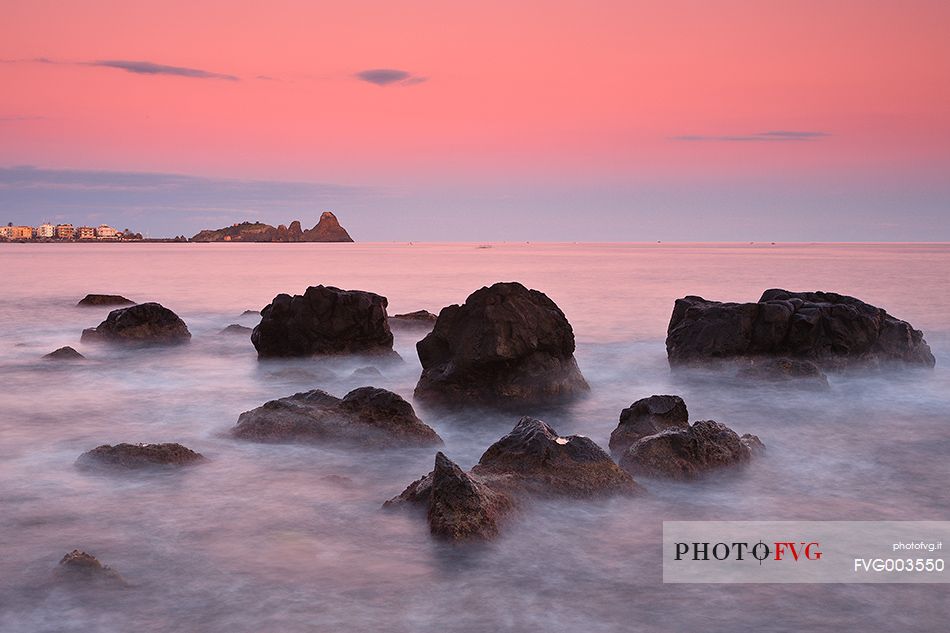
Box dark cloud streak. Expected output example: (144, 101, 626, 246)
(355, 68, 427, 86)
(87, 60, 239, 81)
(673, 131, 829, 142)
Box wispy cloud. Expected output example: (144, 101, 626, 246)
(0, 115, 46, 122)
(355, 68, 427, 87)
(2, 57, 239, 81)
(86, 60, 239, 81)
(672, 130, 830, 142)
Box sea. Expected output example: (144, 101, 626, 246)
(1, 242, 948, 632)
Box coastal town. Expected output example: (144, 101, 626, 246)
(0, 222, 144, 242)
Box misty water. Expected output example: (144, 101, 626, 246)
(1, 242, 948, 632)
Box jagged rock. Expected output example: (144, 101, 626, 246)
(619, 420, 761, 480)
(472, 417, 641, 497)
(77, 294, 134, 307)
(77, 443, 205, 470)
(667, 289, 935, 369)
(190, 212, 353, 242)
(609, 395, 689, 455)
(740, 433, 766, 455)
(414, 282, 589, 406)
(251, 285, 397, 358)
(43, 346, 85, 360)
(80, 303, 191, 345)
(737, 357, 829, 388)
(233, 387, 442, 447)
(428, 452, 514, 541)
(55, 550, 127, 586)
(219, 323, 253, 335)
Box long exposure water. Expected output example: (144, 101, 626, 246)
(1, 242, 948, 632)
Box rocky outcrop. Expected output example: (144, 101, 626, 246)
(233, 387, 442, 448)
(190, 212, 353, 242)
(251, 285, 396, 358)
(472, 417, 641, 497)
(414, 282, 589, 406)
(619, 420, 762, 480)
(77, 294, 134, 307)
(667, 289, 935, 369)
(76, 443, 205, 470)
(609, 395, 688, 455)
(386, 417, 639, 541)
(389, 310, 438, 328)
(219, 323, 252, 335)
(737, 357, 829, 388)
(44, 346, 85, 360)
(81, 303, 191, 345)
(55, 550, 127, 587)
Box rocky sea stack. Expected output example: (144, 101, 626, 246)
(414, 282, 589, 406)
(190, 212, 353, 242)
(43, 346, 85, 360)
(251, 285, 397, 358)
(80, 303, 191, 345)
(77, 443, 205, 470)
(666, 289, 935, 369)
(233, 387, 442, 448)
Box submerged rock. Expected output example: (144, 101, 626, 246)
(233, 387, 442, 448)
(80, 303, 191, 345)
(219, 323, 253, 335)
(251, 285, 397, 359)
(55, 550, 127, 587)
(389, 310, 438, 328)
(472, 417, 641, 497)
(350, 366, 383, 379)
(241, 309, 261, 316)
(619, 420, 761, 480)
(666, 289, 935, 369)
(609, 395, 689, 455)
(737, 357, 829, 388)
(77, 294, 134, 307)
(414, 282, 589, 406)
(43, 346, 85, 360)
(77, 443, 205, 470)
(386, 417, 639, 542)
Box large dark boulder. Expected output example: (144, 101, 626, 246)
(77, 443, 205, 470)
(472, 417, 641, 497)
(80, 303, 191, 345)
(251, 285, 396, 358)
(77, 294, 134, 307)
(666, 289, 935, 369)
(609, 395, 689, 455)
(414, 282, 589, 406)
(619, 420, 762, 480)
(233, 387, 442, 448)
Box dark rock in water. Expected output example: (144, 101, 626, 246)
(385, 418, 638, 541)
(190, 212, 354, 242)
(472, 417, 641, 497)
(740, 433, 766, 455)
(414, 282, 589, 406)
(251, 285, 397, 359)
(55, 550, 127, 586)
(241, 309, 261, 316)
(385, 453, 515, 542)
(43, 346, 85, 360)
(737, 357, 829, 388)
(666, 289, 935, 369)
(219, 323, 253, 335)
(77, 443, 205, 470)
(350, 366, 383, 379)
(609, 395, 689, 455)
(233, 387, 442, 448)
(77, 294, 134, 307)
(389, 310, 438, 328)
(619, 420, 760, 480)
(81, 302, 191, 345)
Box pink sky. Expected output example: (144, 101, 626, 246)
(1, 1, 949, 239)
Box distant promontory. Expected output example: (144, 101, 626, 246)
(190, 212, 354, 242)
